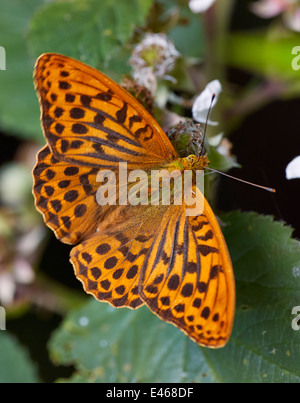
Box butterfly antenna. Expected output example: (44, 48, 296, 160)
(200, 93, 275, 193)
(198, 93, 216, 157)
(205, 166, 276, 193)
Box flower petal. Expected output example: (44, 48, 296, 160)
(14, 258, 34, 284)
(286, 155, 300, 179)
(284, 7, 300, 32)
(189, 0, 216, 13)
(0, 273, 15, 305)
(192, 79, 222, 126)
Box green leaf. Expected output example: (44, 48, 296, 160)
(0, 0, 43, 141)
(0, 0, 153, 141)
(0, 332, 39, 383)
(205, 212, 300, 382)
(29, 0, 153, 78)
(49, 301, 217, 383)
(49, 212, 300, 382)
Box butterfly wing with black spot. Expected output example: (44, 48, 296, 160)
(70, 198, 235, 347)
(70, 204, 169, 309)
(33, 145, 112, 244)
(34, 53, 177, 170)
(33, 53, 178, 244)
(139, 199, 235, 348)
(33, 53, 235, 347)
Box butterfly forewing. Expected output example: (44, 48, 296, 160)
(33, 145, 108, 244)
(34, 53, 177, 169)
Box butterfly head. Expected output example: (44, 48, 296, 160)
(184, 154, 209, 172)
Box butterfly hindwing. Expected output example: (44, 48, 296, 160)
(70, 205, 168, 309)
(139, 200, 234, 348)
(70, 200, 234, 347)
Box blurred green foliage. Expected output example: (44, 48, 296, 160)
(0, 332, 39, 382)
(29, 0, 153, 77)
(0, 0, 42, 140)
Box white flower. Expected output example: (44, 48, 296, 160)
(208, 132, 223, 146)
(0, 272, 15, 305)
(0, 258, 35, 305)
(250, 0, 300, 32)
(192, 79, 222, 126)
(131, 67, 157, 95)
(284, 7, 300, 32)
(189, 0, 216, 13)
(130, 33, 180, 94)
(250, 0, 290, 18)
(286, 156, 300, 179)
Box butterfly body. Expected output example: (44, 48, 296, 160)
(160, 154, 209, 171)
(33, 53, 235, 348)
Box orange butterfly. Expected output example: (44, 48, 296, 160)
(33, 53, 235, 348)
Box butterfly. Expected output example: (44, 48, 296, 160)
(32, 53, 235, 348)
